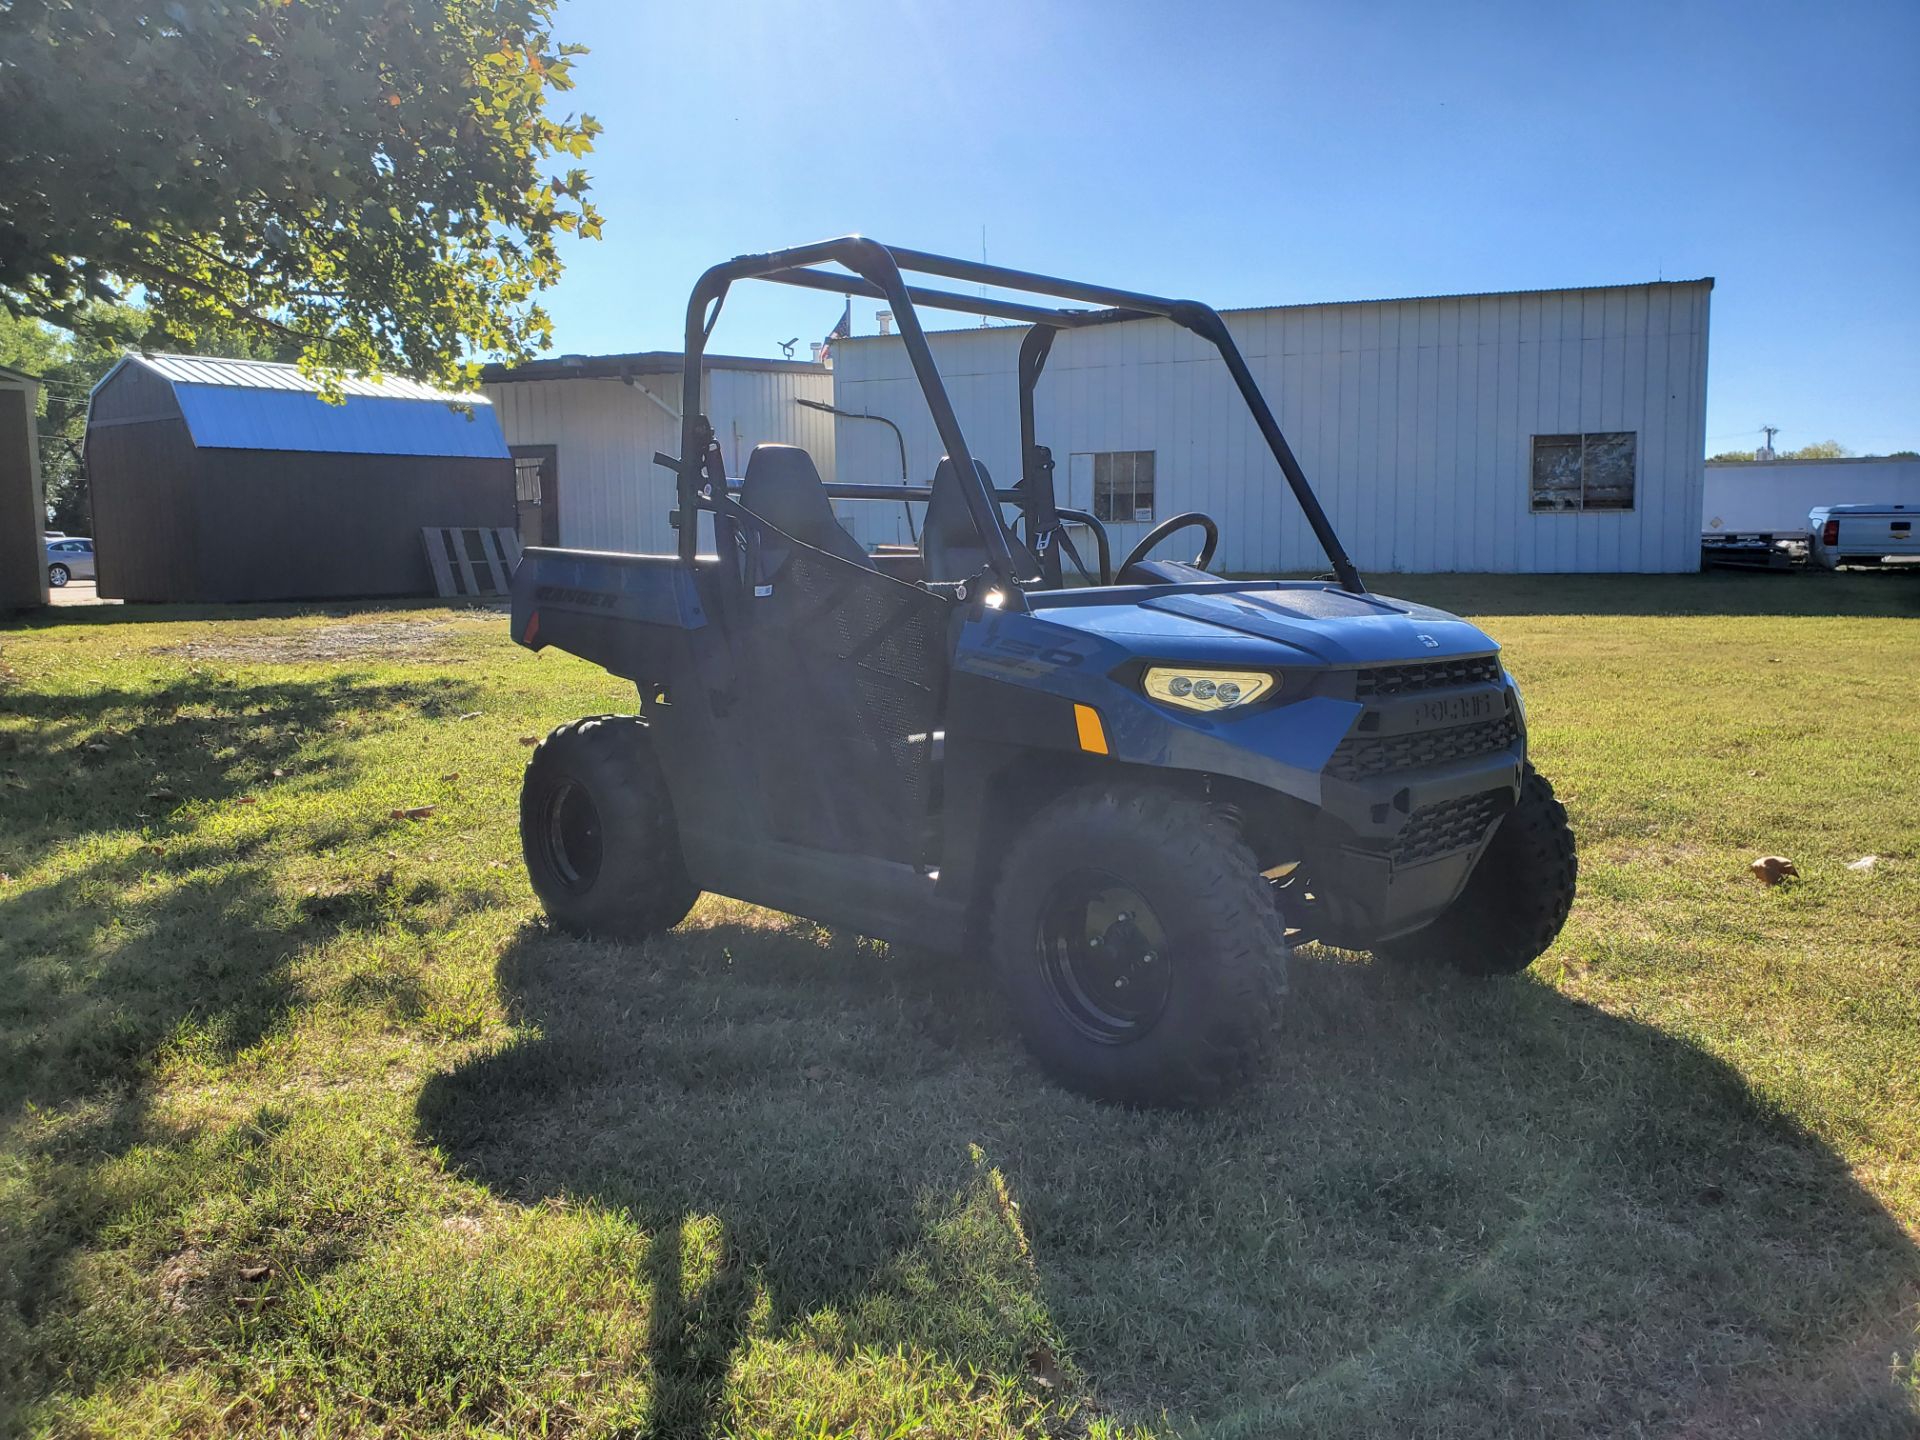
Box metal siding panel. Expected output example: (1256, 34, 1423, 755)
(1362, 308, 1387, 573)
(1433, 300, 1454, 571)
(1336, 314, 1363, 575)
(1298, 308, 1327, 568)
(1232, 321, 1260, 569)
(1209, 344, 1239, 570)
(484, 367, 829, 555)
(1393, 305, 1419, 573)
(1513, 296, 1534, 570)
(1470, 300, 1499, 571)
(1619, 289, 1650, 572)
(1509, 295, 1537, 572)
(1221, 323, 1253, 570)
(1673, 286, 1701, 572)
(1521, 296, 1547, 573)
(1653, 286, 1683, 573)
(1687, 285, 1712, 571)
(827, 279, 1706, 578)
(1448, 300, 1475, 571)
(1577, 292, 1607, 572)
(1410, 304, 1434, 572)
(1551, 295, 1578, 571)
(1265, 311, 1294, 570)
(1641, 286, 1669, 569)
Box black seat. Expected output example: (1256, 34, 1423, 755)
(922, 457, 1039, 584)
(739, 444, 871, 568)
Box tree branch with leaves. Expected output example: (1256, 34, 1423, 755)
(0, 0, 602, 389)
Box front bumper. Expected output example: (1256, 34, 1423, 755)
(1296, 663, 1526, 946)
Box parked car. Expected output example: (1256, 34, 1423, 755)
(1809, 504, 1918, 569)
(46, 536, 96, 587)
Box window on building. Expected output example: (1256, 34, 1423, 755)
(1531, 432, 1636, 512)
(1091, 450, 1157, 523)
(513, 456, 545, 505)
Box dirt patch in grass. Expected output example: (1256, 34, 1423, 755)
(152, 619, 458, 664)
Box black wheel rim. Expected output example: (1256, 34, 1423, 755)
(542, 780, 603, 892)
(1035, 871, 1173, 1043)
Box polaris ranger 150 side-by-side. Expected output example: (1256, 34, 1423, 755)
(510, 237, 1577, 1107)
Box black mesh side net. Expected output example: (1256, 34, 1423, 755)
(738, 533, 954, 862)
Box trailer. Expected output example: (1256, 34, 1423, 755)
(1702, 456, 1920, 569)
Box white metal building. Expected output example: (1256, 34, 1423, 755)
(482, 351, 833, 554)
(832, 279, 1714, 574)
(1703, 455, 1920, 537)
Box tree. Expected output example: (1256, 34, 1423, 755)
(1707, 450, 1757, 464)
(0, 0, 601, 389)
(1781, 440, 1852, 460)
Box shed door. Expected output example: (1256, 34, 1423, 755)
(510, 445, 559, 548)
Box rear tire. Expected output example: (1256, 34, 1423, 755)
(519, 715, 698, 940)
(989, 785, 1286, 1108)
(48, 564, 69, 588)
(1374, 764, 1577, 977)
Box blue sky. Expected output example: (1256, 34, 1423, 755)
(538, 0, 1918, 455)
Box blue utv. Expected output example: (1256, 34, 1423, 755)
(509, 238, 1577, 1107)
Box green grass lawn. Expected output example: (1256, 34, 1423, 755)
(1, 572, 1916, 1438)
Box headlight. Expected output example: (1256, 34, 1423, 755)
(1142, 667, 1276, 712)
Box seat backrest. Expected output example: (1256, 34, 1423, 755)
(739, 444, 871, 568)
(921, 457, 1039, 584)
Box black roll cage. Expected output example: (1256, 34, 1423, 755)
(674, 237, 1366, 604)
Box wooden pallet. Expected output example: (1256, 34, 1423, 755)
(423, 527, 523, 598)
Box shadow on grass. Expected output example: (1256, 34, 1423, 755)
(419, 918, 1920, 1438)
(0, 667, 479, 1369)
(0, 672, 481, 850)
(638, 1216, 757, 1440)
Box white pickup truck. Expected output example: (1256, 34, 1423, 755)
(1809, 504, 1918, 569)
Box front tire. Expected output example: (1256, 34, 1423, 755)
(989, 785, 1286, 1108)
(48, 564, 69, 588)
(1375, 764, 1577, 977)
(519, 715, 698, 940)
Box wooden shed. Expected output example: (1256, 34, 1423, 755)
(0, 364, 48, 611)
(85, 354, 515, 602)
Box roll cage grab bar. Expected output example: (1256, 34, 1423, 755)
(673, 237, 1366, 604)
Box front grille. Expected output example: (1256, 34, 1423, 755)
(1327, 716, 1519, 781)
(1354, 656, 1501, 698)
(1393, 789, 1508, 865)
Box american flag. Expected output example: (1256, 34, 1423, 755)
(821, 298, 851, 360)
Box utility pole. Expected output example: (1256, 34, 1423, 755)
(1759, 425, 1779, 460)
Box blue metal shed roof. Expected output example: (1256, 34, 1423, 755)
(102, 354, 509, 459)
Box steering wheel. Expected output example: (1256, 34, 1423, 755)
(1119, 511, 1219, 576)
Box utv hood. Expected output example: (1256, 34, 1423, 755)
(1036, 583, 1497, 666)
